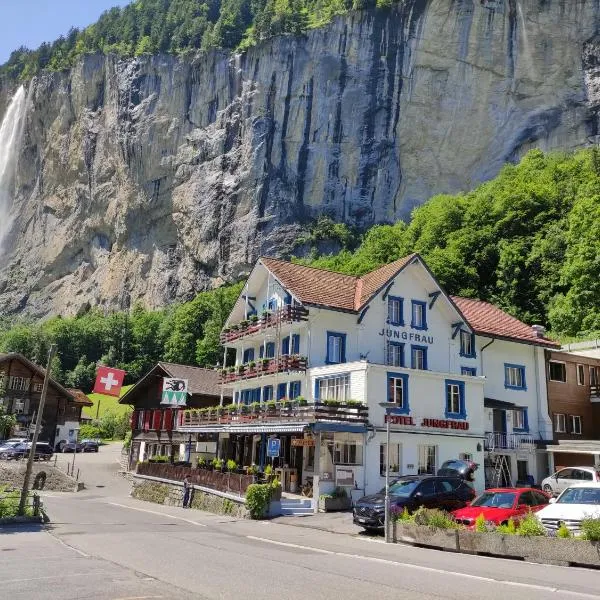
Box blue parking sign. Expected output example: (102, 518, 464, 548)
(267, 438, 280, 458)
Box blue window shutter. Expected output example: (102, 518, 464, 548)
(285, 292, 292, 305)
(266, 342, 275, 358)
(263, 386, 273, 401)
(290, 381, 301, 398)
(277, 383, 287, 400)
(291, 334, 300, 354)
(341, 334, 346, 362)
(259, 345, 264, 359)
(282, 337, 290, 355)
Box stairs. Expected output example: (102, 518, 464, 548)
(279, 497, 314, 516)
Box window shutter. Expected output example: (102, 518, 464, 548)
(282, 337, 290, 355)
(277, 383, 287, 400)
(164, 409, 173, 431)
(259, 345, 264, 359)
(143, 410, 151, 432)
(152, 410, 162, 430)
(131, 410, 138, 429)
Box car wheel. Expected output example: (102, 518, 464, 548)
(543, 484, 553, 494)
(94, 447, 99, 452)
(362, 526, 381, 535)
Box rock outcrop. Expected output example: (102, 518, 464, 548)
(1, 0, 600, 316)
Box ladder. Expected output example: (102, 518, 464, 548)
(487, 455, 512, 488)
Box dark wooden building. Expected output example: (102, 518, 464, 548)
(120, 362, 231, 469)
(545, 350, 600, 470)
(0, 352, 89, 446)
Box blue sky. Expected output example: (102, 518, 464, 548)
(0, 0, 132, 63)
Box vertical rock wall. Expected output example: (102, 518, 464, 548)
(0, 0, 599, 316)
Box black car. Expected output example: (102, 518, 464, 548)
(353, 475, 476, 532)
(81, 439, 99, 452)
(0, 442, 53, 461)
(0, 442, 29, 460)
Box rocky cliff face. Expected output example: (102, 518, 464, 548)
(1, 0, 600, 317)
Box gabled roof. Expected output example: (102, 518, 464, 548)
(120, 362, 231, 404)
(451, 296, 559, 348)
(259, 254, 417, 312)
(66, 388, 94, 407)
(0, 352, 76, 401)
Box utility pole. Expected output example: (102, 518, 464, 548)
(19, 344, 57, 515)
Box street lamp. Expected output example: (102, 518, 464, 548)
(379, 402, 392, 543)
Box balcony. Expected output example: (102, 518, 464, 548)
(484, 431, 535, 451)
(219, 355, 307, 384)
(220, 306, 309, 344)
(179, 400, 369, 429)
(591, 385, 600, 401)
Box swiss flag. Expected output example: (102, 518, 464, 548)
(93, 366, 126, 397)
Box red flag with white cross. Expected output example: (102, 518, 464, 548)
(93, 366, 126, 397)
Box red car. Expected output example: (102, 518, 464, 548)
(452, 488, 550, 528)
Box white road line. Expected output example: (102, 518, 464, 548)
(3, 572, 109, 584)
(48, 532, 90, 557)
(108, 502, 206, 527)
(246, 536, 599, 599)
(112, 596, 163, 600)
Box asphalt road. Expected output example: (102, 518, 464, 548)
(1, 445, 600, 600)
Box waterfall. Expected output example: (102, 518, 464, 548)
(0, 85, 27, 252)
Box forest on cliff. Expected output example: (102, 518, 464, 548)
(0, 148, 598, 390)
(0, 0, 375, 80)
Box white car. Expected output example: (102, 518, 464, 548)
(540, 467, 600, 496)
(537, 483, 600, 535)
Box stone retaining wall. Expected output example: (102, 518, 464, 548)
(0, 463, 79, 492)
(131, 475, 249, 519)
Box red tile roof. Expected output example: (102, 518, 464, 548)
(259, 256, 559, 348)
(451, 296, 559, 348)
(260, 255, 416, 312)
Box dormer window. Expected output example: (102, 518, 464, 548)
(411, 300, 427, 330)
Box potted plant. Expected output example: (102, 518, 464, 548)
(249, 314, 259, 323)
(318, 487, 351, 512)
(236, 364, 245, 375)
(198, 457, 208, 469)
(248, 360, 256, 371)
(296, 396, 308, 406)
(240, 319, 249, 329)
(266, 400, 277, 412)
(260, 358, 270, 370)
(226, 459, 237, 472)
(270, 478, 282, 501)
(230, 323, 239, 331)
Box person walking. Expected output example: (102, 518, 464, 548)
(183, 475, 192, 508)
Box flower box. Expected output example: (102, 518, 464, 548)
(318, 496, 351, 512)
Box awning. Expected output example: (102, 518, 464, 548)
(546, 444, 600, 455)
(312, 422, 367, 433)
(484, 398, 517, 410)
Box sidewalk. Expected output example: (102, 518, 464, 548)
(272, 510, 364, 536)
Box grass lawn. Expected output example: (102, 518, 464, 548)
(83, 385, 133, 419)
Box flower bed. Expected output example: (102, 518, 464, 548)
(392, 509, 600, 568)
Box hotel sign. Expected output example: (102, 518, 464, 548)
(385, 414, 469, 431)
(379, 329, 434, 344)
(291, 437, 316, 447)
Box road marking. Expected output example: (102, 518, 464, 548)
(48, 532, 90, 557)
(112, 596, 163, 600)
(2, 572, 109, 584)
(108, 502, 206, 527)
(246, 536, 600, 598)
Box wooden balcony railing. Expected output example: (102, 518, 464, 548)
(178, 401, 369, 429)
(219, 355, 307, 384)
(220, 305, 309, 344)
(484, 431, 535, 451)
(591, 384, 600, 400)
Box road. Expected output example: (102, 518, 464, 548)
(1, 445, 600, 600)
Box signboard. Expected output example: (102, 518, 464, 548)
(335, 465, 355, 487)
(291, 437, 315, 447)
(267, 438, 280, 458)
(93, 366, 126, 397)
(384, 414, 469, 431)
(161, 378, 189, 406)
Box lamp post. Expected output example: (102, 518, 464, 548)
(379, 402, 391, 543)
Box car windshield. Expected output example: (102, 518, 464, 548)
(0, 441, 20, 448)
(387, 479, 421, 497)
(557, 487, 600, 505)
(471, 492, 516, 509)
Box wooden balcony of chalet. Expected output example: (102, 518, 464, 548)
(178, 400, 369, 430)
(220, 305, 309, 344)
(219, 355, 307, 384)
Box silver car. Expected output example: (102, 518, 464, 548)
(541, 467, 600, 496)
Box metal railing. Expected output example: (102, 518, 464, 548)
(220, 306, 309, 344)
(484, 431, 535, 451)
(219, 355, 307, 384)
(591, 384, 600, 399)
(179, 401, 369, 429)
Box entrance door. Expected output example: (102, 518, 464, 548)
(492, 409, 507, 448)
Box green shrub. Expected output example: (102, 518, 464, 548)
(496, 518, 517, 535)
(412, 507, 459, 530)
(473, 514, 497, 533)
(516, 513, 546, 537)
(396, 507, 413, 522)
(212, 458, 224, 470)
(557, 522, 572, 539)
(149, 454, 169, 463)
(197, 457, 207, 469)
(264, 464, 273, 476)
(226, 459, 237, 472)
(246, 483, 272, 519)
(581, 518, 600, 541)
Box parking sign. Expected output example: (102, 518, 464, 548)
(267, 438, 280, 458)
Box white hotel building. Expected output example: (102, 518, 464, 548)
(179, 254, 559, 503)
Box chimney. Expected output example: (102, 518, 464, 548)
(531, 324, 546, 338)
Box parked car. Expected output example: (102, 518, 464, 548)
(62, 440, 84, 453)
(353, 475, 476, 532)
(452, 488, 550, 528)
(540, 467, 600, 496)
(537, 483, 600, 535)
(81, 439, 99, 452)
(0, 441, 53, 461)
(0, 441, 28, 459)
